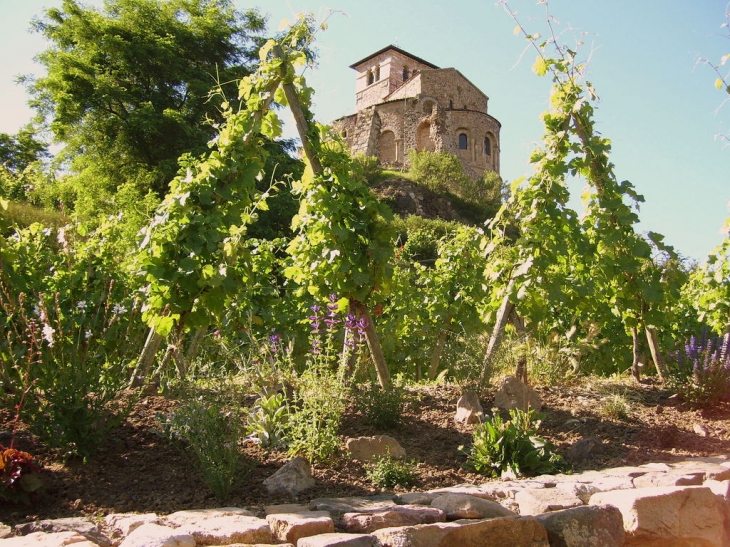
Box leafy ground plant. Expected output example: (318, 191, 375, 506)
(365, 451, 418, 489)
(246, 391, 288, 449)
(0, 446, 44, 505)
(463, 408, 567, 478)
(158, 397, 247, 500)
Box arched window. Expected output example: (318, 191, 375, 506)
(341, 129, 348, 139)
(374, 64, 381, 81)
(402, 67, 410, 82)
(367, 70, 374, 86)
(458, 133, 468, 150)
(484, 136, 491, 156)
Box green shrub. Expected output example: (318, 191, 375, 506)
(158, 397, 247, 500)
(354, 381, 408, 429)
(365, 452, 418, 489)
(463, 408, 567, 478)
(407, 150, 503, 223)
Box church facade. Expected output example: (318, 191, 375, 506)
(332, 45, 501, 178)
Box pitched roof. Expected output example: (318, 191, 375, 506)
(349, 45, 439, 70)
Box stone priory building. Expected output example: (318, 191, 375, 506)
(332, 45, 501, 178)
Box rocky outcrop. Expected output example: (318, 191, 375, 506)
(5, 457, 730, 547)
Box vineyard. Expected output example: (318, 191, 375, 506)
(1, 3, 729, 515)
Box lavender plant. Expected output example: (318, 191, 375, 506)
(285, 294, 368, 463)
(670, 330, 730, 408)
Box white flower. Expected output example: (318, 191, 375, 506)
(76, 300, 87, 310)
(85, 330, 93, 340)
(112, 304, 127, 315)
(41, 228, 52, 237)
(42, 325, 55, 347)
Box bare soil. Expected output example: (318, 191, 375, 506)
(3, 378, 730, 527)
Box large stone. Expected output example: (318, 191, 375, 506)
(454, 391, 484, 424)
(555, 482, 601, 504)
(263, 456, 316, 496)
(515, 488, 584, 515)
(0, 532, 99, 547)
(341, 505, 446, 533)
(395, 492, 439, 505)
(266, 511, 334, 544)
(566, 436, 602, 463)
(431, 493, 516, 520)
(119, 523, 196, 547)
(163, 508, 254, 525)
(309, 495, 396, 520)
(429, 484, 498, 500)
(13, 518, 110, 547)
(175, 515, 273, 545)
(0, 524, 12, 540)
(372, 516, 549, 547)
(493, 376, 542, 412)
(105, 513, 160, 540)
(345, 436, 405, 461)
(297, 532, 378, 547)
(590, 485, 730, 547)
(535, 505, 625, 547)
(631, 470, 705, 488)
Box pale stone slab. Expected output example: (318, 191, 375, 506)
(454, 391, 484, 424)
(515, 488, 584, 515)
(263, 457, 315, 496)
(345, 436, 405, 461)
(297, 532, 378, 547)
(535, 505, 625, 547)
(163, 507, 254, 526)
(372, 516, 549, 547)
(265, 511, 334, 544)
(429, 483, 498, 499)
(105, 513, 160, 539)
(0, 532, 99, 547)
(176, 515, 273, 545)
(394, 492, 439, 505)
(555, 482, 600, 504)
(431, 493, 515, 520)
(493, 375, 542, 412)
(119, 523, 195, 547)
(264, 503, 311, 515)
(0, 525, 11, 540)
(590, 485, 730, 547)
(342, 506, 446, 533)
(13, 518, 109, 547)
(631, 471, 704, 488)
(308, 495, 396, 519)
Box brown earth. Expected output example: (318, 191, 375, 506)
(2, 377, 730, 527)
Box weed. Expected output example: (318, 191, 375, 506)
(354, 381, 408, 430)
(365, 451, 418, 489)
(159, 397, 247, 500)
(246, 392, 289, 449)
(463, 408, 567, 478)
(599, 393, 631, 420)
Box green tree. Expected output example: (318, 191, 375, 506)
(0, 126, 49, 174)
(25, 0, 266, 200)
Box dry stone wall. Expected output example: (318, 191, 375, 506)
(6, 457, 730, 546)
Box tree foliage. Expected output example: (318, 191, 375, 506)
(26, 0, 266, 198)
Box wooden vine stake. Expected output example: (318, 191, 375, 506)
(273, 45, 391, 388)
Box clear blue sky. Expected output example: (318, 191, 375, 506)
(1, 0, 729, 264)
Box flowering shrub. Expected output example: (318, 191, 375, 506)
(670, 331, 730, 408)
(285, 294, 367, 463)
(0, 446, 44, 504)
(1, 220, 145, 459)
